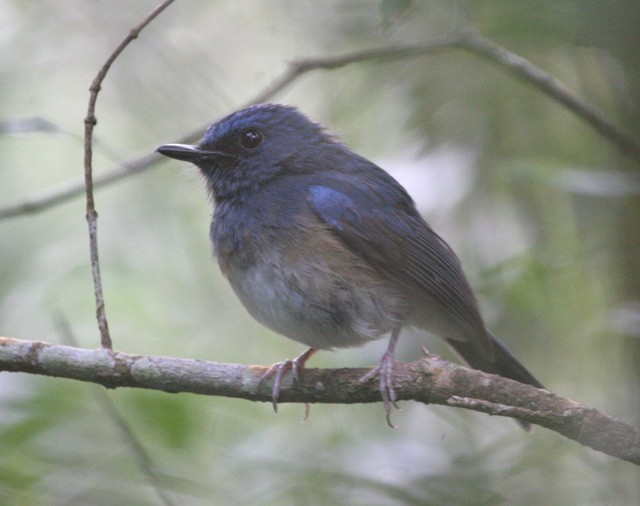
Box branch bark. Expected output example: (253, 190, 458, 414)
(1, 336, 638, 466)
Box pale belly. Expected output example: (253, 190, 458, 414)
(222, 237, 408, 350)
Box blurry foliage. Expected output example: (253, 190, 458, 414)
(1, 0, 639, 504)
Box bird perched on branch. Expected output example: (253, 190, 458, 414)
(157, 103, 543, 427)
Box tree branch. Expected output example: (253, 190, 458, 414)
(456, 31, 640, 162)
(82, 0, 175, 350)
(1, 336, 638, 466)
(2, 31, 638, 222)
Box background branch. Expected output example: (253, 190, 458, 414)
(457, 31, 640, 163)
(2, 33, 637, 222)
(1, 336, 637, 466)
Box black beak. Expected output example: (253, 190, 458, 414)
(156, 143, 204, 163)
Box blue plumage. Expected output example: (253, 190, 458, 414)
(157, 103, 543, 427)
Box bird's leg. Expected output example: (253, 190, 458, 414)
(359, 328, 401, 428)
(260, 347, 317, 412)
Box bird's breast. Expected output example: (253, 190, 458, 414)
(211, 206, 408, 349)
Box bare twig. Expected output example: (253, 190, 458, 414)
(0, 117, 125, 162)
(251, 39, 456, 103)
(1, 336, 638, 466)
(3, 33, 637, 221)
(0, 152, 160, 220)
(82, 0, 175, 349)
(457, 31, 640, 162)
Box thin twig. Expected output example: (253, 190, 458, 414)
(82, 0, 175, 350)
(457, 31, 640, 162)
(1, 336, 638, 466)
(54, 315, 176, 506)
(0, 117, 125, 162)
(0, 151, 160, 220)
(3, 33, 636, 221)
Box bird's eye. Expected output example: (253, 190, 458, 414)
(239, 128, 263, 149)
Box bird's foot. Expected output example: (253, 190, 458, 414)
(260, 347, 317, 412)
(359, 328, 402, 428)
(359, 348, 400, 428)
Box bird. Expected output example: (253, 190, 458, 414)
(157, 103, 544, 427)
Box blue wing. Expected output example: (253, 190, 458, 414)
(307, 179, 488, 348)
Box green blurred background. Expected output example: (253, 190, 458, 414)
(1, 1, 639, 504)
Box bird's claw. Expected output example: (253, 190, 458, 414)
(359, 350, 399, 428)
(260, 347, 317, 413)
(261, 360, 291, 412)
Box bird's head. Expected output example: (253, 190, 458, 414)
(157, 103, 333, 201)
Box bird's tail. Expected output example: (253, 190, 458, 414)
(446, 332, 544, 429)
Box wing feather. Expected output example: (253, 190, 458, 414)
(307, 182, 488, 346)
